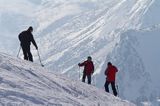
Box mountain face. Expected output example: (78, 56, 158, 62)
(0, 0, 160, 105)
(0, 53, 135, 106)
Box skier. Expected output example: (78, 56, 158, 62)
(104, 62, 118, 96)
(78, 56, 94, 84)
(18, 26, 38, 62)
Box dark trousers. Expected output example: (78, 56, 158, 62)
(82, 73, 91, 84)
(21, 45, 33, 62)
(104, 81, 117, 96)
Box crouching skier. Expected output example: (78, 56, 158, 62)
(78, 56, 94, 85)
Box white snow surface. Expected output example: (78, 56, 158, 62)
(0, 53, 135, 106)
(0, 0, 160, 105)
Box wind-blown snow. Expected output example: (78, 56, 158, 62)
(0, 53, 135, 106)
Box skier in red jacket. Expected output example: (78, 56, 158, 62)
(78, 56, 94, 84)
(104, 62, 118, 96)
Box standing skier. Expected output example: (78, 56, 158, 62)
(18, 26, 38, 62)
(104, 62, 118, 96)
(78, 56, 94, 84)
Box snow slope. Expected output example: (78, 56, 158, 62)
(119, 26, 160, 106)
(108, 25, 160, 105)
(0, 0, 160, 105)
(109, 1, 160, 105)
(34, 0, 159, 105)
(0, 53, 135, 106)
(35, 0, 153, 77)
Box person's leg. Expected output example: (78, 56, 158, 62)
(111, 82, 117, 96)
(104, 81, 110, 93)
(87, 75, 91, 84)
(26, 46, 33, 62)
(21, 46, 28, 60)
(82, 73, 86, 83)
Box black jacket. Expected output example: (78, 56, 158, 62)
(19, 30, 37, 48)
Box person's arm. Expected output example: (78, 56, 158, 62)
(114, 66, 118, 72)
(78, 61, 86, 67)
(116, 67, 118, 72)
(18, 33, 22, 42)
(104, 67, 108, 76)
(30, 33, 38, 49)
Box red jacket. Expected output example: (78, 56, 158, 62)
(79, 60, 94, 75)
(105, 65, 118, 82)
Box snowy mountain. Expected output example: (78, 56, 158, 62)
(0, 0, 160, 105)
(0, 53, 135, 106)
(107, 26, 160, 105)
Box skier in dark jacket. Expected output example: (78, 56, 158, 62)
(18, 26, 38, 62)
(104, 62, 118, 96)
(78, 56, 94, 84)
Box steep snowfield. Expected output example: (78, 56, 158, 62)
(0, 0, 160, 105)
(108, 25, 160, 105)
(34, 0, 158, 105)
(35, 0, 153, 77)
(111, 1, 160, 105)
(0, 53, 135, 106)
(119, 26, 160, 106)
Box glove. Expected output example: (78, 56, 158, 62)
(92, 71, 94, 75)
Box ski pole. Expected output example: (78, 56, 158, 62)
(92, 75, 95, 86)
(17, 46, 21, 57)
(116, 84, 119, 97)
(78, 66, 81, 80)
(37, 50, 44, 67)
(93, 74, 96, 86)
